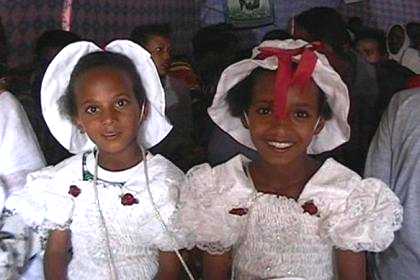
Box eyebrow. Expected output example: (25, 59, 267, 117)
(251, 99, 273, 105)
(79, 93, 130, 106)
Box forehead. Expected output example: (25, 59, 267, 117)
(356, 39, 379, 50)
(146, 35, 171, 46)
(75, 67, 133, 92)
(251, 70, 320, 105)
(390, 26, 404, 37)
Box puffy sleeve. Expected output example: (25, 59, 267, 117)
(178, 163, 249, 255)
(301, 173, 402, 252)
(5, 167, 75, 232)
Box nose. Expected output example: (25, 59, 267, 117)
(270, 114, 291, 130)
(101, 107, 118, 125)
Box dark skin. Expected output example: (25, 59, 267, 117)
(44, 67, 183, 279)
(203, 71, 366, 280)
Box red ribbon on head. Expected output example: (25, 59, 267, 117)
(255, 46, 318, 119)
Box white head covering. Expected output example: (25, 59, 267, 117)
(41, 40, 172, 154)
(208, 39, 350, 155)
(386, 24, 420, 74)
(387, 24, 411, 63)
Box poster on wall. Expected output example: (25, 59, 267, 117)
(225, 0, 274, 28)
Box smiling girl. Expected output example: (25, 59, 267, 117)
(6, 40, 191, 280)
(179, 39, 402, 280)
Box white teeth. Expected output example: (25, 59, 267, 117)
(267, 141, 294, 149)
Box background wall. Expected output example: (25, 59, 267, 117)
(201, 0, 420, 50)
(0, 0, 199, 67)
(0, 0, 419, 67)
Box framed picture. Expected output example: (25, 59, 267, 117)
(225, 0, 274, 28)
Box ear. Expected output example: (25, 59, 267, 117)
(75, 118, 86, 134)
(139, 101, 149, 124)
(240, 112, 249, 129)
(314, 117, 326, 135)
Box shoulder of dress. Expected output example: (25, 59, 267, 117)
(311, 158, 362, 186)
(149, 154, 185, 181)
(188, 155, 245, 179)
(27, 153, 83, 183)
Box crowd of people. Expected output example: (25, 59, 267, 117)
(0, 6, 419, 280)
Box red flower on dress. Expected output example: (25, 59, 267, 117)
(68, 185, 81, 197)
(302, 200, 318, 215)
(121, 193, 139, 206)
(229, 208, 249, 216)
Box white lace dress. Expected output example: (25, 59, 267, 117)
(6, 152, 191, 280)
(179, 155, 403, 280)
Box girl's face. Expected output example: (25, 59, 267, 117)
(144, 35, 172, 77)
(247, 71, 324, 168)
(74, 67, 143, 161)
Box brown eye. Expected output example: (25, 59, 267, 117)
(294, 110, 309, 118)
(257, 107, 272, 115)
(86, 106, 99, 115)
(115, 99, 128, 109)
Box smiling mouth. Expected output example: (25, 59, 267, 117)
(267, 141, 295, 151)
(103, 131, 120, 140)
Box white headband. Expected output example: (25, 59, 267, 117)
(41, 40, 172, 154)
(208, 39, 350, 154)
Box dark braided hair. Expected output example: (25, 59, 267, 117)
(60, 51, 146, 119)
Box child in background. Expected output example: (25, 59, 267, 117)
(355, 29, 414, 125)
(130, 24, 199, 171)
(6, 40, 192, 279)
(0, 63, 45, 279)
(180, 40, 402, 279)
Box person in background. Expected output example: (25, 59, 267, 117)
(387, 24, 420, 74)
(406, 22, 420, 50)
(292, 7, 379, 174)
(346, 16, 364, 42)
(0, 41, 46, 278)
(355, 28, 415, 121)
(192, 24, 259, 166)
(31, 30, 81, 165)
(365, 87, 420, 280)
(131, 24, 199, 171)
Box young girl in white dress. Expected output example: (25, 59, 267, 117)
(179, 39, 403, 280)
(6, 40, 192, 280)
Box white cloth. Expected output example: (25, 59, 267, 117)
(0, 91, 45, 279)
(6, 152, 191, 280)
(387, 24, 420, 74)
(208, 39, 350, 155)
(364, 88, 420, 280)
(41, 40, 172, 154)
(0, 91, 45, 195)
(179, 155, 402, 280)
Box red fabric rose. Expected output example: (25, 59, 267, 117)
(121, 193, 139, 206)
(302, 200, 318, 215)
(68, 185, 81, 197)
(229, 208, 249, 216)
